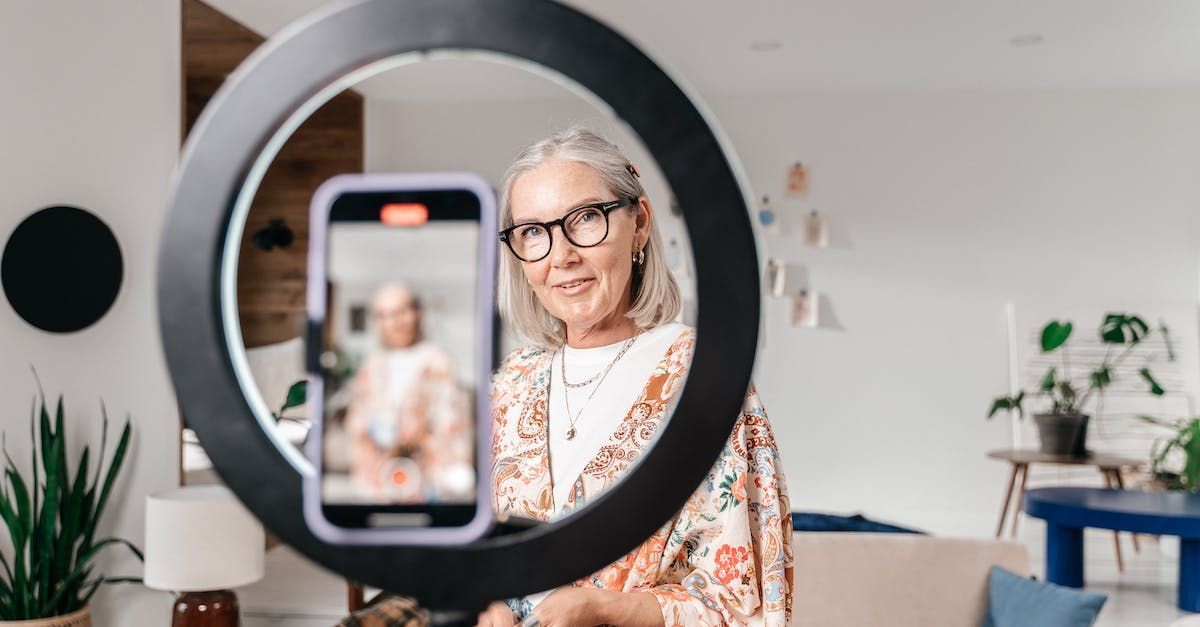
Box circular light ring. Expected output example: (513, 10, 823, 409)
(157, 0, 759, 610)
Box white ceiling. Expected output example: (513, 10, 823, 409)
(206, 0, 1200, 100)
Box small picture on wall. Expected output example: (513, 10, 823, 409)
(786, 162, 809, 198)
(804, 210, 829, 248)
(765, 258, 786, 297)
(791, 289, 819, 328)
(758, 195, 781, 235)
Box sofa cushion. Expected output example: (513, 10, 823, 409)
(981, 566, 1106, 627)
(793, 533, 1029, 627)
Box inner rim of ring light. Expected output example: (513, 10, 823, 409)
(222, 49, 647, 476)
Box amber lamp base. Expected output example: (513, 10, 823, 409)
(171, 590, 240, 627)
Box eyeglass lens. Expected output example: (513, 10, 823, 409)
(510, 205, 608, 261)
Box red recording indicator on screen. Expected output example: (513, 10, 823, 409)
(380, 203, 429, 226)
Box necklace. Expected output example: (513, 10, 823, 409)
(563, 334, 638, 388)
(559, 334, 638, 440)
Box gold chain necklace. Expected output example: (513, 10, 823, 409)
(559, 334, 638, 440)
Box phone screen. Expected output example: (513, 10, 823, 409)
(315, 185, 486, 530)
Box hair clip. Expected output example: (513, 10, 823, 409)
(626, 162, 641, 178)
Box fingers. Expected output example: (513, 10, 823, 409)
(475, 601, 516, 627)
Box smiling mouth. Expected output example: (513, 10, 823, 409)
(555, 278, 593, 290)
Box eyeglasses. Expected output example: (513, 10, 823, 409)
(498, 197, 636, 262)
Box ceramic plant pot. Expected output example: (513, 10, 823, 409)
(1034, 412, 1090, 458)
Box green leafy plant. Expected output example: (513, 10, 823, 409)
(988, 313, 1170, 419)
(0, 390, 140, 620)
(1139, 415, 1200, 491)
(273, 380, 307, 424)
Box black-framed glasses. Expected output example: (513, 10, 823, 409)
(498, 197, 636, 262)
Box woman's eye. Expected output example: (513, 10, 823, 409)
(518, 225, 543, 239)
(576, 209, 601, 223)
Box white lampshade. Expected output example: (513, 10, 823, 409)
(144, 485, 265, 591)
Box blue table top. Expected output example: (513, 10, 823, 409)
(1025, 487, 1200, 537)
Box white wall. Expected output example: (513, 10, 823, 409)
(712, 90, 1200, 533)
(0, 2, 180, 623)
(366, 87, 1200, 535)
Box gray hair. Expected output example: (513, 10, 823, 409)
(497, 127, 682, 348)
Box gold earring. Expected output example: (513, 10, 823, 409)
(633, 249, 645, 265)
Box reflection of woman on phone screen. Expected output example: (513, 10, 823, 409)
(345, 283, 473, 502)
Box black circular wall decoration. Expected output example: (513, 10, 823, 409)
(2, 206, 123, 333)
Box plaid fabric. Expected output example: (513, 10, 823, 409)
(336, 595, 431, 627)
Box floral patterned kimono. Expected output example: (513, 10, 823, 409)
(490, 328, 793, 625)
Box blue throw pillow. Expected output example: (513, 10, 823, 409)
(981, 566, 1107, 627)
(791, 512, 924, 534)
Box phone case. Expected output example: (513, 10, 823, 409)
(303, 172, 496, 545)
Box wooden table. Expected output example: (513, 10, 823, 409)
(1025, 487, 1200, 611)
(988, 449, 1144, 570)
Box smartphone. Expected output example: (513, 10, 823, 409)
(303, 173, 495, 545)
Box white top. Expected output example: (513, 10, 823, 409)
(525, 322, 689, 609)
(380, 342, 440, 406)
(547, 322, 690, 513)
(363, 341, 442, 448)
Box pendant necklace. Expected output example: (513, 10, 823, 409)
(560, 333, 638, 440)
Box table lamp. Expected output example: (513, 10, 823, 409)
(145, 486, 265, 626)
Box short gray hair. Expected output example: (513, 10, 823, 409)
(497, 127, 682, 348)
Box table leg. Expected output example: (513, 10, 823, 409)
(996, 464, 1019, 538)
(1101, 470, 1125, 572)
(1112, 469, 1141, 553)
(1046, 523, 1085, 588)
(1180, 538, 1200, 612)
(1011, 463, 1029, 538)
(348, 581, 365, 613)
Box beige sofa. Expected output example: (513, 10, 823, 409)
(792, 532, 1031, 627)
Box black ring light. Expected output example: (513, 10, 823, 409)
(157, 0, 759, 610)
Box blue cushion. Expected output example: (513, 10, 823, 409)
(981, 566, 1107, 627)
(791, 512, 924, 534)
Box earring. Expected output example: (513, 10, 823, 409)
(633, 249, 645, 265)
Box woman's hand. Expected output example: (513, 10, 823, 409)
(521, 588, 598, 627)
(531, 589, 664, 627)
(475, 601, 517, 627)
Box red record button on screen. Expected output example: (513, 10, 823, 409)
(380, 203, 429, 226)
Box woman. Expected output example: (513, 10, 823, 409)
(479, 128, 792, 626)
(344, 283, 473, 502)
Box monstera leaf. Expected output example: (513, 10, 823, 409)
(1100, 313, 1150, 344)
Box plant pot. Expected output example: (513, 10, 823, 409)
(0, 607, 91, 627)
(1033, 412, 1089, 457)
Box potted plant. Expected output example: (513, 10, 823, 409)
(1138, 415, 1200, 491)
(988, 313, 1170, 457)
(0, 389, 139, 626)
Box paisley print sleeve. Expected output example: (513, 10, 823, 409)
(645, 387, 794, 626)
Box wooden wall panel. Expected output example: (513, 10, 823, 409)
(182, 0, 363, 347)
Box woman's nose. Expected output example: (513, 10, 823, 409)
(547, 224, 579, 266)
